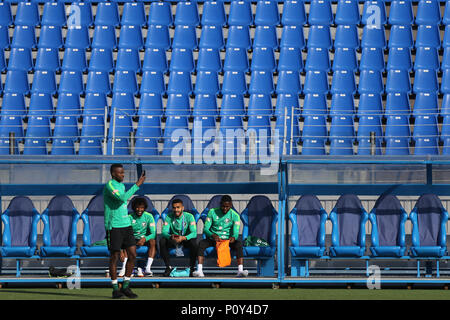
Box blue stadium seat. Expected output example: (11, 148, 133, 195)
(0, 25, 10, 49)
(385, 115, 411, 139)
(388, 25, 413, 49)
(42, 3, 65, 27)
(81, 115, 105, 140)
(253, 25, 278, 50)
(140, 71, 166, 95)
(443, 28, 450, 56)
(201, 1, 226, 26)
(308, 0, 333, 25)
(35, 47, 60, 72)
(276, 70, 301, 95)
(28, 93, 53, 116)
(194, 71, 220, 96)
(444, 0, 450, 25)
(368, 194, 408, 257)
(251, 47, 276, 72)
(1, 93, 25, 117)
(332, 48, 358, 72)
(39, 196, 79, 257)
(329, 194, 368, 257)
(385, 92, 411, 115)
(121, 2, 147, 27)
(255, 0, 280, 26)
(94, 2, 120, 27)
(59, 70, 84, 95)
(220, 93, 245, 116)
(223, 47, 249, 73)
(388, 0, 414, 25)
(361, 0, 386, 26)
(248, 70, 274, 95)
(79, 195, 109, 256)
(83, 93, 107, 116)
(163, 115, 189, 143)
(118, 25, 143, 50)
(15, 2, 39, 27)
(228, 0, 253, 26)
(414, 47, 440, 71)
(415, 24, 441, 49)
(330, 93, 355, 116)
(358, 69, 384, 95)
(334, 25, 359, 49)
(331, 70, 356, 95)
(167, 71, 193, 95)
(109, 113, 134, 139)
(56, 92, 81, 117)
(38, 25, 63, 49)
(65, 26, 90, 50)
(4, 70, 29, 95)
(85, 70, 111, 95)
(110, 92, 136, 116)
(303, 70, 329, 94)
(193, 93, 218, 117)
(413, 115, 439, 139)
(0, 48, 5, 72)
(304, 47, 330, 72)
(413, 69, 439, 94)
(357, 93, 383, 116)
(106, 136, 131, 155)
(0, 196, 40, 258)
(115, 48, 141, 73)
(302, 115, 327, 142)
(386, 69, 411, 94)
(66, 2, 93, 28)
(441, 69, 450, 94)
(357, 115, 383, 140)
(0, 115, 24, 140)
(307, 25, 331, 50)
(11, 25, 36, 49)
(280, 25, 305, 49)
(91, 25, 116, 50)
(226, 25, 251, 50)
(145, 24, 170, 50)
(281, 0, 306, 26)
(199, 25, 224, 50)
(170, 48, 195, 73)
(414, 137, 439, 155)
(359, 47, 385, 72)
(0, 2, 12, 27)
(53, 115, 79, 141)
(148, 1, 173, 26)
(135, 137, 159, 156)
(301, 138, 325, 155)
(138, 93, 163, 117)
(302, 93, 327, 116)
(221, 71, 247, 95)
(414, 92, 438, 116)
(78, 138, 103, 155)
(196, 47, 221, 73)
(386, 47, 412, 71)
(277, 47, 303, 72)
(8, 47, 33, 72)
(335, 0, 360, 25)
(142, 47, 168, 73)
(248, 93, 273, 116)
(275, 114, 300, 155)
(88, 48, 113, 73)
(329, 138, 355, 156)
(409, 194, 448, 258)
(275, 93, 300, 117)
(26, 116, 51, 140)
(330, 115, 355, 141)
(108, 70, 139, 95)
(175, 1, 199, 26)
(165, 93, 191, 116)
(247, 115, 272, 158)
(172, 25, 197, 50)
(357, 136, 383, 155)
(416, 0, 441, 25)
(288, 194, 327, 269)
(31, 70, 57, 96)
(361, 25, 386, 49)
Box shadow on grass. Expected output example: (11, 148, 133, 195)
(0, 289, 111, 299)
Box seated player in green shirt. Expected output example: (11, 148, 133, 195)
(193, 195, 248, 278)
(160, 198, 198, 277)
(118, 197, 157, 277)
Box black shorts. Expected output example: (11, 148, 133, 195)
(107, 226, 136, 252)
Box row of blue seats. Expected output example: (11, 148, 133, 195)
(3, 1, 450, 29)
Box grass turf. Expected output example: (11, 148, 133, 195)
(0, 287, 449, 300)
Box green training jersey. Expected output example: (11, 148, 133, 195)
(161, 211, 197, 241)
(204, 208, 240, 240)
(129, 211, 156, 242)
(103, 179, 139, 230)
